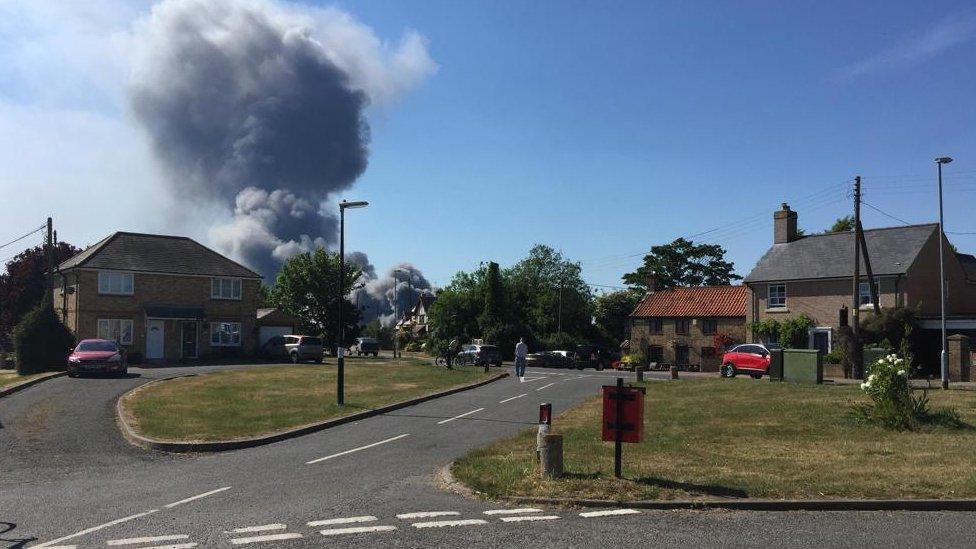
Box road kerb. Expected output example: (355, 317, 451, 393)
(116, 371, 509, 453)
(0, 371, 66, 398)
(502, 495, 976, 512)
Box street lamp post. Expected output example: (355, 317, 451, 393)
(936, 157, 952, 390)
(337, 199, 369, 406)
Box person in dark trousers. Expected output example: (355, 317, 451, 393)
(514, 337, 528, 381)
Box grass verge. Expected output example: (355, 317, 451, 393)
(0, 370, 50, 390)
(453, 378, 976, 500)
(122, 358, 493, 441)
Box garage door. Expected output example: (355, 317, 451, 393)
(259, 325, 293, 346)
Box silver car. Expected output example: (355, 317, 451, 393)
(262, 335, 324, 363)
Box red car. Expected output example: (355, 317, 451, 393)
(67, 339, 127, 377)
(720, 344, 771, 379)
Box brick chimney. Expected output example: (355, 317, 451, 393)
(645, 270, 657, 293)
(774, 202, 798, 244)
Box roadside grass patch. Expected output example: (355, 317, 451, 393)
(453, 378, 976, 501)
(123, 359, 493, 441)
(0, 370, 48, 390)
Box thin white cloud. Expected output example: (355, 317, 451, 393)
(838, 13, 976, 80)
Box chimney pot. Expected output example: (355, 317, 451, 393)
(774, 203, 798, 244)
(645, 270, 657, 293)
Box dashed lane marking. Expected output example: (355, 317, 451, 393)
(411, 519, 489, 529)
(140, 544, 197, 549)
(499, 515, 561, 523)
(482, 508, 542, 515)
(164, 487, 232, 509)
(319, 526, 397, 536)
(30, 509, 159, 548)
(498, 393, 527, 404)
(395, 511, 460, 519)
(229, 533, 303, 545)
(306, 434, 410, 464)
(579, 509, 641, 518)
(107, 534, 190, 545)
(226, 525, 287, 534)
(535, 382, 557, 391)
(308, 516, 377, 527)
(436, 408, 484, 425)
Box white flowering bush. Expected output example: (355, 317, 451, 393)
(853, 352, 962, 430)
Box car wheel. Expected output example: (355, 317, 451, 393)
(373, 352, 378, 357)
(290, 352, 299, 364)
(751, 373, 763, 379)
(721, 363, 737, 378)
(67, 371, 77, 378)
(314, 358, 323, 364)
(596, 363, 604, 371)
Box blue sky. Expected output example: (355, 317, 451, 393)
(2, 1, 975, 290)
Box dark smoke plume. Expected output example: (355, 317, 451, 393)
(349, 260, 434, 326)
(127, 0, 434, 278)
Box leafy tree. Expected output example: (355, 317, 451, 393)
(360, 319, 393, 349)
(0, 242, 80, 350)
(256, 283, 273, 308)
(480, 261, 505, 329)
(593, 289, 642, 345)
(269, 249, 362, 348)
(622, 238, 740, 291)
(12, 297, 75, 374)
(827, 215, 854, 233)
(427, 267, 489, 356)
(507, 245, 591, 341)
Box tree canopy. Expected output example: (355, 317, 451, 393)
(1, 242, 80, 350)
(593, 289, 642, 344)
(827, 215, 854, 233)
(621, 238, 740, 291)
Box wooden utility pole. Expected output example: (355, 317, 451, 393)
(851, 178, 863, 379)
(45, 217, 54, 309)
(857, 221, 880, 314)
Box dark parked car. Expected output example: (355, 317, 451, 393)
(67, 339, 127, 377)
(526, 351, 576, 369)
(721, 343, 772, 379)
(261, 335, 325, 363)
(353, 337, 380, 357)
(573, 344, 613, 370)
(456, 344, 503, 367)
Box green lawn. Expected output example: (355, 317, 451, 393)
(0, 370, 49, 390)
(453, 378, 976, 501)
(123, 358, 495, 441)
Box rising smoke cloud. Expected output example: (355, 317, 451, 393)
(348, 257, 434, 326)
(128, 0, 436, 278)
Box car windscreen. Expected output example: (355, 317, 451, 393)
(302, 337, 322, 346)
(480, 345, 499, 353)
(77, 341, 118, 352)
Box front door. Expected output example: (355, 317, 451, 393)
(811, 329, 830, 355)
(147, 319, 165, 359)
(181, 321, 198, 359)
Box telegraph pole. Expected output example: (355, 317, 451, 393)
(851, 177, 863, 379)
(46, 217, 54, 309)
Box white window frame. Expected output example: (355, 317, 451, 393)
(97, 319, 133, 345)
(98, 271, 134, 295)
(858, 278, 882, 306)
(211, 278, 242, 300)
(210, 322, 242, 347)
(768, 283, 787, 309)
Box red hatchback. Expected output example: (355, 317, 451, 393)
(720, 344, 771, 379)
(67, 339, 127, 377)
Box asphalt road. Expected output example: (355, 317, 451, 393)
(2, 362, 976, 549)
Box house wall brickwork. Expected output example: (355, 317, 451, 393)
(55, 269, 260, 360)
(629, 316, 746, 372)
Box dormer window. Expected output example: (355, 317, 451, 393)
(212, 278, 242, 300)
(98, 271, 133, 295)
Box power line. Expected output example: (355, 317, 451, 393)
(0, 224, 45, 251)
(860, 201, 912, 226)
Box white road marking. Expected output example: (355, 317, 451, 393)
(520, 376, 546, 382)
(483, 508, 542, 515)
(499, 515, 561, 523)
(395, 511, 460, 519)
(229, 533, 303, 545)
(319, 525, 397, 536)
(308, 516, 377, 527)
(107, 534, 190, 545)
(579, 508, 641, 518)
(163, 486, 232, 508)
(36, 546, 76, 549)
(30, 509, 159, 548)
(306, 434, 410, 464)
(141, 544, 197, 549)
(535, 382, 557, 391)
(498, 394, 527, 404)
(436, 408, 485, 425)
(411, 519, 488, 529)
(226, 524, 286, 534)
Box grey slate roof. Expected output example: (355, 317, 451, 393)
(743, 224, 938, 283)
(959, 253, 976, 282)
(58, 232, 262, 279)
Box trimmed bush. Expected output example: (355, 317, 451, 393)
(12, 301, 75, 374)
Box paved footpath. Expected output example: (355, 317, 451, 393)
(2, 364, 976, 548)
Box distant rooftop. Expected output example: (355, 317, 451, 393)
(631, 285, 746, 318)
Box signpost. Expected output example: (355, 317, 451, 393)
(602, 378, 645, 478)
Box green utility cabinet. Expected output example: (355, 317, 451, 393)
(767, 348, 784, 381)
(783, 349, 823, 384)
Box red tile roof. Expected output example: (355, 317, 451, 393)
(630, 285, 746, 318)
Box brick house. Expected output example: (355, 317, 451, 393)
(54, 232, 263, 361)
(744, 203, 976, 376)
(629, 281, 747, 371)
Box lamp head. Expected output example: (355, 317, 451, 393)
(935, 157, 953, 164)
(340, 200, 369, 209)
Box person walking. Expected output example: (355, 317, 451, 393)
(514, 337, 528, 381)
